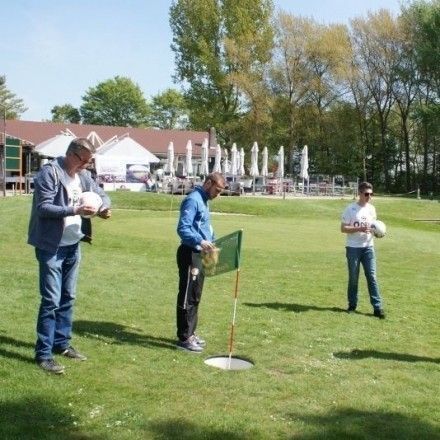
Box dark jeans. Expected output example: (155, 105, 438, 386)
(176, 244, 205, 341)
(35, 243, 81, 360)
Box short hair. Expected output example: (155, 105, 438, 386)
(358, 181, 373, 192)
(66, 138, 96, 155)
(205, 172, 225, 187)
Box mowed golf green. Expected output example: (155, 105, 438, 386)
(0, 193, 439, 439)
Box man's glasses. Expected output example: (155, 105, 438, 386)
(73, 151, 91, 165)
(364, 192, 373, 197)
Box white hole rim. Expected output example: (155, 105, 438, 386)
(204, 355, 254, 370)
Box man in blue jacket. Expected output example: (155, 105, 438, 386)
(176, 172, 225, 352)
(28, 138, 111, 374)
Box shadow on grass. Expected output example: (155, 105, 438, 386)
(0, 334, 35, 364)
(0, 396, 105, 440)
(148, 418, 254, 440)
(285, 408, 440, 439)
(74, 320, 175, 350)
(243, 302, 364, 315)
(334, 349, 440, 364)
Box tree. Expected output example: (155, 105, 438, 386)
(350, 11, 400, 190)
(401, 0, 440, 193)
(80, 76, 150, 127)
(149, 88, 188, 129)
(269, 14, 351, 173)
(169, 0, 274, 144)
(51, 104, 81, 124)
(0, 75, 27, 119)
(269, 14, 314, 151)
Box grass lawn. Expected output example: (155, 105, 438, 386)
(0, 193, 439, 439)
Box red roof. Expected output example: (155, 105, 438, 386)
(4, 120, 215, 157)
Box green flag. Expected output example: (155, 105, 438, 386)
(194, 230, 243, 277)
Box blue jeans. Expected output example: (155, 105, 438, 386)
(35, 243, 81, 360)
(346, 246, 382, 311)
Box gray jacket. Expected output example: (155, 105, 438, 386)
(28, 157, 111, 253)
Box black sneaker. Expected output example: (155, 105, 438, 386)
(54, 346, 87, 361)
(176, 336, 203, 353)
(374, 309, 386, 319)
(37, 358, 65, 374)
(192, 334, 206, 347)
(347, 306, 356, 313)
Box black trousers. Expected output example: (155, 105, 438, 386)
(176, 244, 205, 341)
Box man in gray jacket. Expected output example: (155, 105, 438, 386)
(28, 138, 111, 374)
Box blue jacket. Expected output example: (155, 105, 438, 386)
(177, 186, 214, 250)
(28, 157, 111, 253)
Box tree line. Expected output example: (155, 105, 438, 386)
(169, 0, 439, 194)
(1, 0, 438, 193)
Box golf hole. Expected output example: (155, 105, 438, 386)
(204, 356, 254, 370)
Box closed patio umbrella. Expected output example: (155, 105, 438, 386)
(250, 142, 259, 194)
(277, 145, 284, 178)
(250, 142, 259, 177)
(165, 142, 175, 176)
(239, 147, 245, 177)
(277, 145, 284, 195)
(213, 144, 222, 173)
(300, 145, 309, 194)
(261, 146, 268, 178)
(200, 138, 209, 176)
(223, 148, 230, 174)
(185, 140, 193, 176)
(230, 143, 238, 178)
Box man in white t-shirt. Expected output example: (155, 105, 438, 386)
(341, 182, 385, 319)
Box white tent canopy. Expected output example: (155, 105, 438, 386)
(34, 132, 76, 158)
(96, 134, 159, 163)
(87, 131, 104, 148)
(95, 134, 159, 177)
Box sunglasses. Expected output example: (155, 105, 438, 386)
(364, 192, 373, 197)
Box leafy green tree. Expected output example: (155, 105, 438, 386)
(404, 0, 440, 93)
(149, 88, 188, 129)
(351, 11, 400, 190)
(269, 13, 351, 173)
(80, 76, 150, 127)
(402, 0, 440, 192)
(169, 0, 274, 144)
(0, 75, 27, 119)
(51, 104, 81, 124)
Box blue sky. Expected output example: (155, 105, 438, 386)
(1, 0, 402, 121)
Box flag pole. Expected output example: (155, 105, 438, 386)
(227, 266, 240, 369)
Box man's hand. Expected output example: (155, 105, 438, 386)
(76, 205, 98, 217)
(98, 208, 112, 219)
(200, 240, 215, 252)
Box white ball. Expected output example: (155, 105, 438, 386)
(80, 191, 103, 218)
(371, 220, 386, 238)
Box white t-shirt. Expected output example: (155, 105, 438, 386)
(341, 202, 376, 248)
(60, 173, 84, 246)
